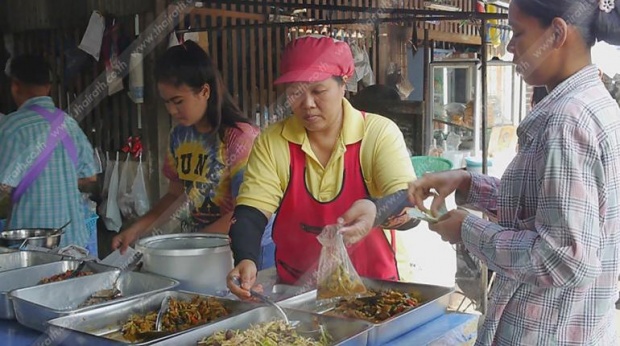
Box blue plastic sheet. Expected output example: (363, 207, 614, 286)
(384, 312, 479, 346)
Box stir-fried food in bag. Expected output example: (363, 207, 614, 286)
(316, 224, 367, 300)
(121, 296, 229, 342)
(197, 320, 331, 346)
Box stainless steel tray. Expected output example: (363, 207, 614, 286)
(0, 250, 68, 273)
(0, 247, 15, 254)
(279, 278, 455, 346)
(10, 271, 179, 332)
(152, 306, 372, 346)
(46, 290, 257, 345)
(0, 260, 117, 319)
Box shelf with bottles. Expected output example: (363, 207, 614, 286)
(433, 96, 514, 132)
(432, 117, 474, 131)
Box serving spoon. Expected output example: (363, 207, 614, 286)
(232, 276, 290, 324)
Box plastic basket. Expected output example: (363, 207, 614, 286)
(84, 213, 99, 258)
(411, 156, 453, 177)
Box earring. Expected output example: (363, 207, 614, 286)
(599, 0, 615, 13)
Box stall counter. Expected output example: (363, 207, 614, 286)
(0, 309, 478, 345)
(0, 267, 479, 345)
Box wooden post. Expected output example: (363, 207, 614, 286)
(143, 0, 173, 199)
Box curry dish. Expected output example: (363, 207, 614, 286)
(121, 296, 230, 342)
(316, 264, 366, 300)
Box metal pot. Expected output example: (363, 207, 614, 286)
(0, 229, 63, 249)
(135, 233, 233, 295)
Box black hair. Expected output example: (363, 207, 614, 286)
(333, 76, 345, 86)
(531, 86, 549, 106)
(512, 0, 620, 46)
(9, 55, 52, 86)
(155, 40, 251, 135)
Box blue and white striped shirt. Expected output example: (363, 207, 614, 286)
(0, 97, 100, 247)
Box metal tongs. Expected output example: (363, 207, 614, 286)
(232, 276, 290, 324)
(66, 260, 88, 280)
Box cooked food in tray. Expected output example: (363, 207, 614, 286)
(38, 269, 94, 284)
(197, 319, 331, 346)
(328, 289, 421, 323)
(78, 288, 123, 308)
(122, 296, 230, 342)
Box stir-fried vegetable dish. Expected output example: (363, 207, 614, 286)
(328, 289, 420, 323)
(317, 264, 366, 300)
(121, 296, 230, 342)
(197, 320, 331, 346)
(38, 270, 93, 284)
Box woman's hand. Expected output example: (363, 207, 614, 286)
(408, 170, 471, 216)
(226, 259, 258, 300)
(111, 227, 140, 255)
(336, 199, 377, 246)
(429, 209, 469, 244)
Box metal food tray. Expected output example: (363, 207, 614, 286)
(0, 247, 16, 254)
(0, 260, 118, 319)
(46, 290, 257, 345)
(10, 271, 179, 332)
(151, 306, 373, 346)
(279, 278, 455, 346)
(0, 250, 68, 273)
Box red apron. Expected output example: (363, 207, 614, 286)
(272, 121, 399, 285)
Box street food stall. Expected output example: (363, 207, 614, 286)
(0, 241, 478, 345)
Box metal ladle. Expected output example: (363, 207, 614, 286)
(232, 277, 290, 324)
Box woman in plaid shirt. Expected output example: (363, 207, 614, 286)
(339, 0, 620, 344)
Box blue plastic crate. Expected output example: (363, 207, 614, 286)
(84, 214, 99, 258)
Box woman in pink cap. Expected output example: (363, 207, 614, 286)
(226, 36, 419, 298)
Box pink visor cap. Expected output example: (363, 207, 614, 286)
(274, 36, 355, 85)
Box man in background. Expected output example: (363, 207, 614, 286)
(0, 55, 100, 248)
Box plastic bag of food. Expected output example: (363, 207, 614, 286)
(316, 224, 367, 300)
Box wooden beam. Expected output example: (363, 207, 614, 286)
(427, 28, 482, 45)
(189, 7, 264, 21)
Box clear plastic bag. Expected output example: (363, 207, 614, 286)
(129, 155, 150, 217)
(98, 152, 122, 232)
(316, 224, 367, 300)
(116, 155, 136, 219)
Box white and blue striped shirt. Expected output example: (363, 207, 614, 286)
(0, 97, 100, 247)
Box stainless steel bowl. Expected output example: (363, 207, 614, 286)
(0, 229, 63, 249)
(135, 233, 233, 295)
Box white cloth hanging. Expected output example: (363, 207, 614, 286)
(79, 11, 106, 61)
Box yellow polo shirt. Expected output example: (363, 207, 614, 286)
(237, 98, 417, 281)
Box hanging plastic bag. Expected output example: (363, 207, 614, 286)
(130, 155, 150, 218)
(316, 224, 367, 301)
(117, 154, 136, 219)
(99, 152, 113, 198)
(98, 153, 122, 231)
